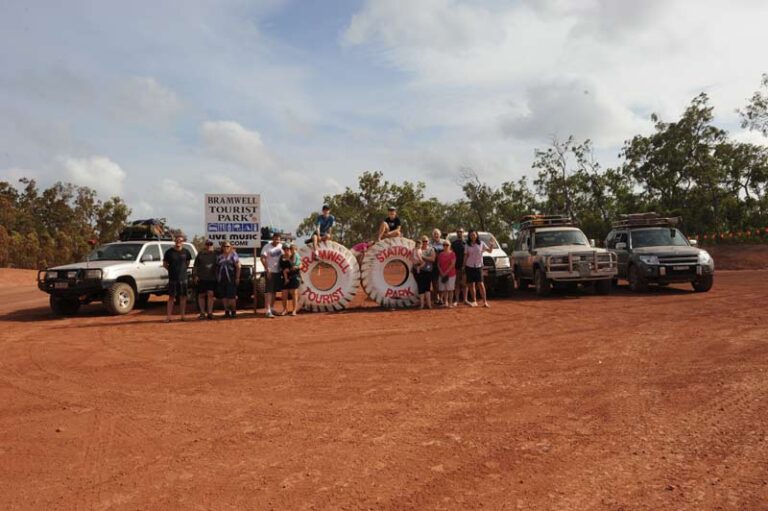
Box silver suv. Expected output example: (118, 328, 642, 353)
(512, 215, 617, 296)
(37, 240, 197, 315)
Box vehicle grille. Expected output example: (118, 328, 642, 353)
(547, 251, 616, 272)
(240, 266, 253, 279)
(483, 256, 494, 268)
(658, 255, 698, 266)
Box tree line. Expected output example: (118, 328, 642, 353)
(3, 76, 768, 269)
(299, 82, 768, 246)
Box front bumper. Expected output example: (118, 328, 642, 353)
(37, 269, 111, 296)
(545, 253, 618, 281)
(638, 263, 714, 283)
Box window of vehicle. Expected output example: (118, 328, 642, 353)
(615, 232, 628, 247)
(630, 228, 689, 248)
(141, 244, 162, 262)
(88, 243, 143, 261)
(533, 230, 589, 248)
(478, 233, 498, 249)
(605, 231, 615, 248)
(183, 243, 196, 256)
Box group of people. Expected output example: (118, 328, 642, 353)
(411, 228, 492, 310)
(161, 203, 494, 321)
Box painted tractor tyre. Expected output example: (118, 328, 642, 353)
(361, 238, 419, 308)
(297, 241, 361, 312)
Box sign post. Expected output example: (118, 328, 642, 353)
(204, 194, 261, 249)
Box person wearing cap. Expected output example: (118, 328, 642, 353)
(436, 239, 457, 307)
(451, 228, 468, 306)
(411, 235, 435, 309)
(193, 240, 218, 320)
(163, 234, 193, 322)
(310, 205, 335, 258)
(216, 241, 241, 318)
(377, 206, 402, 241)
(260, 231, 284, 318)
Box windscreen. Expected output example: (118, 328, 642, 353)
(88, 244, 142, 261)
(534, 230, 589, 248)
(631, 228, 689, 248)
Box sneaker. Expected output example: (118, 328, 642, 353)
(266, 310, 274, 319)
(470, 301, 478, 307)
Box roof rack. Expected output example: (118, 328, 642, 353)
(519, 214, 575, 230)
(119, 219, 174, 241)
(612, 212, 681, 229)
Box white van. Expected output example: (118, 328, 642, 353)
(445, 231, 513, 295)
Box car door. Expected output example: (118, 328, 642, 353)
(160, 242, 174, 287)
(136, 243, 164, 291)
(613, 231, 630, 278)
(512, 231, 528, 278)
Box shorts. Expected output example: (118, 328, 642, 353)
(168, 280, 188, 297)
(197, 280, 217, 293)
(439, 276, 456, 292)
(454, 267, 467, 287)
(466, 267, 483, 283)
(266, 272, 283, 293)
(217, 281, 237, 299)
(415, 270, 432, 294)
(282, 274, 300, 290)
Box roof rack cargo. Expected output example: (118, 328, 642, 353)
(519, 214, 575, 230)
(612, 212, 681, 229)
(119, 219, 173, 241)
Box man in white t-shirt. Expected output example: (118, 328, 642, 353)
(260, 232, 284, 318)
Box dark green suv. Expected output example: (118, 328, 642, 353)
(605, 213, 714, 292)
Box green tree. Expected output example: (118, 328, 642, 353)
(739, 73, 768, 137)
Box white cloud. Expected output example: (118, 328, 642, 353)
(112, 76, 182, 122)
(60, 155, 126, 196)
(200, 121, 274, 170)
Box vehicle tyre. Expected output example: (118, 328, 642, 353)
(692, 274, 714, 293)
(594, 279, 612, 295)
(104, 282, 135, 315)
(628, 265, 648, 293)
(299, 241, 361, 311)
(534, 268, 551, 297)
(361, 238, 419, 308)
(514, 268, 529, 291)
(50, 295, 80, 315)
(253, 275, 266, 309)
(135, 293, 151, 308)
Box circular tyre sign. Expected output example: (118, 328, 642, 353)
(361, 238, 419, 308)
(298, 241, 361, 312)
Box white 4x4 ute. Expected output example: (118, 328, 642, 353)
(38, 240, 197, 315)
(512, 215, 617, 296)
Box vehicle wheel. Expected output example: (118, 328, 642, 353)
(104, 282, 135, 315)
(515, 268, 529, 291)
(628, 265, 648, 293)
(692, 274, 714, 292)
(135, 293, 151, 308)
(534, 268, 551, 297)
(594, 279, 611, 295)
(253, 275, 266, 309)
(50, 295, 80, 315)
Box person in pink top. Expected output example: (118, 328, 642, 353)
(436, 239, 457, 307)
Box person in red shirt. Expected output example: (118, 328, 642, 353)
(436, 240, 457, 308)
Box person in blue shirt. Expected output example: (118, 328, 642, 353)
(311, 204, 335, 258)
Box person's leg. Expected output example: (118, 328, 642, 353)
(280, 289, 288, 315)
(179, 295, 187, 320)
(479, 281, 489, 307)
(230, 286, 237, 316)
(166, 294, 175, 321)
(206, 290, 214, 316)
(469, 282, 477, 305)
(312, 233, 320, 257)
(197, 293, 206, 318)
(291, 289, 299, 315)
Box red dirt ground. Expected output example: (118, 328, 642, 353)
(1, 268, 767, 510)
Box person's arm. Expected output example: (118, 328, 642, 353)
(162, 250, 170, 270)
(234, 259, 241, 284)
(483, 242, 492, 254)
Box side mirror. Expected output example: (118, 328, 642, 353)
(141, 254, 155, 262)
(589, 239, 596, 247)
(615, 242, 627, 250)
(689, 239, 698, 247)
(501, 242, 508, 250)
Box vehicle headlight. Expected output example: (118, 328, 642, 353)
(67, 271, 78, 279)
(46, 270, 58, 280)
(698, 251, 712, 266)
(84, 269, 102, 279)
(549, 256, 567, 264)
(638, 255, 659, 265)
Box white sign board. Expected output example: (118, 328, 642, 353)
(204, 194, 261, 248)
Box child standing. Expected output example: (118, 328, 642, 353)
(437, 240, 457, 307)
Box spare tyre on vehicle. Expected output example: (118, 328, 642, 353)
(361, 237, 419, 309)
(297, 241, 361, 312)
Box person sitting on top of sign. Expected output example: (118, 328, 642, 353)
(377, 206, 402, 241)
(309, 204, 335, 259)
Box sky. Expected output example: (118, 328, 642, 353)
(2, 0, 767, 237)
